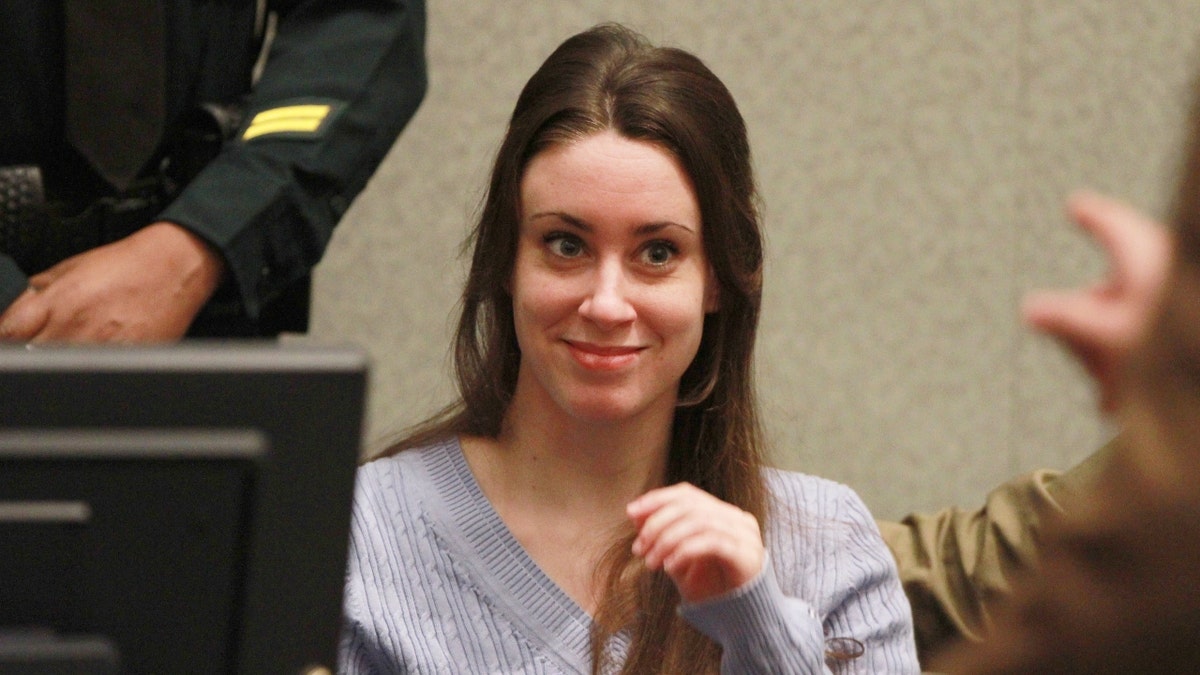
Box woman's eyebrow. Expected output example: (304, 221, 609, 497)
(527, 211, 591, 231)
(634, 221, 697, 236)
(526, 212, 696, 236)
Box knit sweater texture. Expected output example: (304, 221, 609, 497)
(339, 437, 919, 673)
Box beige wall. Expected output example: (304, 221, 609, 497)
(303, 1, 1200, 519)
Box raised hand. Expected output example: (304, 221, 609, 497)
(1022, 190, 1172, 412)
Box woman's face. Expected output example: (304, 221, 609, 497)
(509, 130, 716, 425)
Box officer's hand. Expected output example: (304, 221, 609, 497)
(1021, 191, 1171, 413)
(0, 222, 224, 342)
(627, 482, 765, 604)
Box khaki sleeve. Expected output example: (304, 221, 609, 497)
(879, 439, 1117, 665)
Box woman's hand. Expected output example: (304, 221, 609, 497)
(627, 482, 765, 604)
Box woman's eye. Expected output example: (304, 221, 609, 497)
(641, 241, 676, 266)
(546, 233, 584, 258)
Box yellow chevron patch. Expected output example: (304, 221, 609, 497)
(242, 104, 333, 141)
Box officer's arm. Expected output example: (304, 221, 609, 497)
(0, 255, 26, 313)
(159, 0, 428, 321)
(0, 222, 223, 342)
(879, 437, 1117, 666)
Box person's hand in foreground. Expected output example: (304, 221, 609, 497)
(1022, 190, 1172, 413)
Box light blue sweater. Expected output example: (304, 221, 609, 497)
(339, 438, 919, 673)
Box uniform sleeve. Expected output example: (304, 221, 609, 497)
(0, 255, 25, 311)
(878, 438, 1118, 665)
(159, 0, 427, 319)
(681, 486, 919, 674)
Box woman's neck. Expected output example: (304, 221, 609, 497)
(458, 385, 674, 614)
(466, 371, 678, 512)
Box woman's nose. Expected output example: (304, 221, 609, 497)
(578, 259, 636, 328)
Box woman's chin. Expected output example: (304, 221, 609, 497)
(555, 391, 675, 427)
(564, 400, 640, 424)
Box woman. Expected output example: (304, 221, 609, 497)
(339, 24, 917, 674)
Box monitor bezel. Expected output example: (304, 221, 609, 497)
(0, 342, 368, 673)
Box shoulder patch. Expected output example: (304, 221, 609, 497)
(240, 100, 346, 141)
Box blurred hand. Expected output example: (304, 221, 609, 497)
(0, 222, 224, 343)
(627, 482, 764, 604)
(1022, 190, 1172, 413)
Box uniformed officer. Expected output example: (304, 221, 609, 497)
(0, 1, 427, 340)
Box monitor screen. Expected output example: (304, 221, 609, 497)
(0, 343, 368, 674)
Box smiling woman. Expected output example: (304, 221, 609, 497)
(512, 130, 712, 425)
(338, 23, 919, 674)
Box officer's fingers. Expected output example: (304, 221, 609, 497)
(0, 288, 51, 341)
(1067, 192, 1155, 252)
(27, 258, 75, 291)
(1066, 191, 1172, 294)
(1022, 287, 1109, 341)
(1022, 288, 1128, 413)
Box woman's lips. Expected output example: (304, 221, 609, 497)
(564, 340, 642, 371)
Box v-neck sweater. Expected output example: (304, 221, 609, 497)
(338, 437, 919, 674)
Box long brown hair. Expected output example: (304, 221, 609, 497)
(375, 23, 768, 673)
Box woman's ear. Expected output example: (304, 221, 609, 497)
(1021, 191, 1172, 413)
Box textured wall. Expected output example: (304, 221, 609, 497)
(305, 2, 1200, 519)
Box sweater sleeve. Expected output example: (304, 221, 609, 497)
(679, 556, 830, 674)
(680, 478, 919, 674)
(821, 486, 921, 673)
(159, 0, 427, 319)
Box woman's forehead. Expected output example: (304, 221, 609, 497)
(519, 131, 700, 228)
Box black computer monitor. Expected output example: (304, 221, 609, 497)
(0, 343, 368, 674)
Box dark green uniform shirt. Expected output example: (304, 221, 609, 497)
(0, 0, 427, 335)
